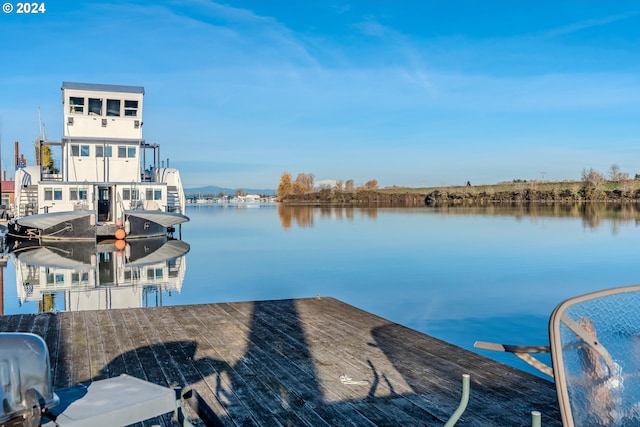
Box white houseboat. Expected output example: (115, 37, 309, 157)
(8, 82, 189, 241)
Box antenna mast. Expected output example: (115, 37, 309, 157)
(37, 106, 47, 167)
(38, 106, 47, 141)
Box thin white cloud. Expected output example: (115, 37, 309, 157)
(352, 16, 436, 93)
(331, 3, 351, 15)
(354, 17, 392, 38)
(538, 11, 639, 38)
(175, 0, 319, 66)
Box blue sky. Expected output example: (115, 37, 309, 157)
(1, 1, 639, 189)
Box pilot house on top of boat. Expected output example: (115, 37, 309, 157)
(8, 82, 189, 242)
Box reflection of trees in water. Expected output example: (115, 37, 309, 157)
(580, 203, 640, 231)
(40, 294, 55, 312)
(361, 208, 378, 220)
(436, 202, 640, 231)
(278, 206, 378, 229)
(320, 206, 377, 220)
(279, 203, 640, 232)
(278, 204, 314, 229)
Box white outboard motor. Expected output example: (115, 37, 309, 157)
(0, 333, 59, 426)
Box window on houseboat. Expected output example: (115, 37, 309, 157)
(80, 145, 90, 157)
(69, 97, 84, 114)
(132, 189, 139, 200)
(106, 99, 121, 116)
(88, 98, 102, 116)
(96, 145, 113, 157)
(54, 188, 63, 200)
(70, 187, 88, 200)
(81, 272, 89, 283)
(71, 273, 79, 284)
(46, 270, 54, 285)
(96, 145, 111, 157)
(124, 100, 138, 116)
(44, 188, 53, 200)
(118, 146, 136, 158)
(71, 145, 79, 156)
(123, 189, 139, 200)
(147, 188, 163, 200)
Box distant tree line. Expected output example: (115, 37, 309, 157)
(278, 164, 640, 204)
(277, 171, 378, 200)
(502, 164, 637, 200)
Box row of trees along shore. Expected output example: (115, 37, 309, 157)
(277, 165, 640, 205)
(277, 172, 379, 197)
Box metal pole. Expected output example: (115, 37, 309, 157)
(444, 374, 470, 427)
(531, 411, 541, 427)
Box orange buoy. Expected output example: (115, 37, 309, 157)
(115, 228, 126, 240)
(115, 239, 126, 250)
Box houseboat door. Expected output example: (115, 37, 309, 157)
(97, 186, 113, 222)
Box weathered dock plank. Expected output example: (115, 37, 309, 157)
(0, 297, 562, 426)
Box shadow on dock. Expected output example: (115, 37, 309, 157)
(0, 298, 562, 426)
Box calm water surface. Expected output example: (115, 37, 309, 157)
(5, 203, 640, 377)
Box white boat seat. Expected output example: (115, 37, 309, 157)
(42, 374, 177, 427)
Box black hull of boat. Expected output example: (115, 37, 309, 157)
(10, 236, 189, 266)
(125, 215, 173, 239)
(8, 215, 96, 242)
(8, 210, 186, 242)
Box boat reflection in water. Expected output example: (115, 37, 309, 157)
(12, 237, 189, 312)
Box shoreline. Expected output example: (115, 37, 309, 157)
(279, 181, 640, 206)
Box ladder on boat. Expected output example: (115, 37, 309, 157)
(167, 186, 182, 214)
(18, 185, 38, 217)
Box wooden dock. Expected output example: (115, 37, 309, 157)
(0, 297, 562, 426)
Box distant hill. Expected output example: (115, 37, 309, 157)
(185, 185, 276, 196)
